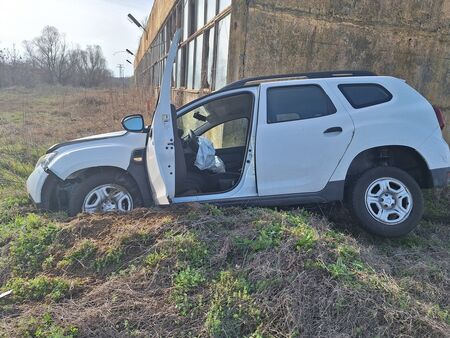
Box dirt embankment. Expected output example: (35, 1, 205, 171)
(1, 201, 449, 337)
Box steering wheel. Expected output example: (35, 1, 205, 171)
(187, 129, 199, 153)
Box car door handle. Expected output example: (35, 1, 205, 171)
(324, 127, 343, 134)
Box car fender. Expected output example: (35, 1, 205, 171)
(47, 132, 148, 180)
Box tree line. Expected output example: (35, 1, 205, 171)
(0, 26, 113, 88)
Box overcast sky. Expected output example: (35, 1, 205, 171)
(0, 0, 154, 77)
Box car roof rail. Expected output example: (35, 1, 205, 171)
(219, 70, 377, 92)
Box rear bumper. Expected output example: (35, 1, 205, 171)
(430, 167, 450, 188)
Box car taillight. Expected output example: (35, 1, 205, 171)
(433, 106, 446, 130)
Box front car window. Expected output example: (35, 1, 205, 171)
(177, 92, 253, 142)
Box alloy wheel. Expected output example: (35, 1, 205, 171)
(82, 184, 133, 213)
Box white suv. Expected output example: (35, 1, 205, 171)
(27, 30, 450, 238)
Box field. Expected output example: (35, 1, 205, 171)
(0, 86, 449, 337)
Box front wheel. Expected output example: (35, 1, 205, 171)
(67, 170, 142, 216)
(349, 167, 424, 238)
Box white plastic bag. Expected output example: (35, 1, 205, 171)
(194, 136, 226, 174)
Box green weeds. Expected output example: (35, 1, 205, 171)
(93, 247, 124, 272)
(171, 232, 209, 266)
(17, 312, 79, 338)
(4, 276, 72, 302)
(235, 222, 283, 252)
(319, 244, 366, 283)
(58, 240, 97, 270)
(7, 214, 59, 277)
(205, 271, 261, 337)
(171, 267, 206, 316)
(145, 250, 168, 268)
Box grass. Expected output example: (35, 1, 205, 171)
(5, 214, 59, 277)
(14, 312, 79, 338)
(4, 276, 73, 302)
(171, 266, 206, 316)
(205, 271, 261, 337)
(0, 86, 449, 337)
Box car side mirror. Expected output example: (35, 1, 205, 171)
(122, 114, 145, 132)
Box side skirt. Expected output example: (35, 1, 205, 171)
(176, 181, 345, 207)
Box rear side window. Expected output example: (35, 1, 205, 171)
(267, 85, 337, 124)
(339, 84, 393, 109)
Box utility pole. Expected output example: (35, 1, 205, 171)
(117, 64, 125, 100)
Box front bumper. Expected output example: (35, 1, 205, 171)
(26, 166, 49, 204)
(430, 167, 450, 188)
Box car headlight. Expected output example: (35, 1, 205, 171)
(36, 152, 57, 170)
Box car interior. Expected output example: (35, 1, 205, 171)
(171, 93, 254, 196)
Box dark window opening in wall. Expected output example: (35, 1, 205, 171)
(139, 0, 232, 90)
(176, 2, 183, 31)
(188, 0, 196, 38)
(181, 47, 187, 87)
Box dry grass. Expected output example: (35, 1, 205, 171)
(0, 86, 449, 337)
(0, 85, 148, 148)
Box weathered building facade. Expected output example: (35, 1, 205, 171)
(134, 0, 450, 140)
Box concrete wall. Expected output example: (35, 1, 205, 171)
(229, 0, 450, 141)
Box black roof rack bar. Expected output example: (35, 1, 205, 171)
(219, 70, 377, 92)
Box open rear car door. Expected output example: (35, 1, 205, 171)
(146, 30, 181, 204)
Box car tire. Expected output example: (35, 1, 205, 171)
(349, 166, 424, 238)
(67, 170, 143, 217)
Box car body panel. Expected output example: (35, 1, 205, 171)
(255, 80, 355, 195)
(145, 29, 181, 205)
(327, 76, 450, 182)
(47, 132, 148, 180)
(47, 131, 128, 153)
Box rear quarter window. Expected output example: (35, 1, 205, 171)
(267, 85, 337, 124)
(339, 83, 393, 109)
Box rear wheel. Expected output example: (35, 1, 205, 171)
(67, 170, 142, 216)
(349, 167, 424, 237)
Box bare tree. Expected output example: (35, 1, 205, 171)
(78, 45, 112, 87)
(24, 26, 75, 84)
(0, 45, 34, 87)
(2, 26, 114, 88)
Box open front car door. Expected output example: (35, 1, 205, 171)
(146, 29, 181, 205)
